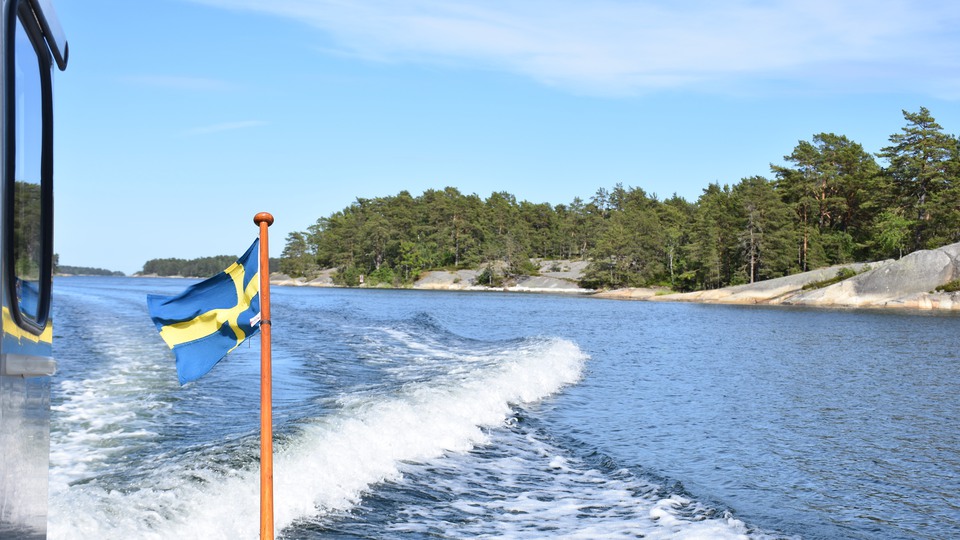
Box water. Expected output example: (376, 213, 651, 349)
(48, 277, 960, 539)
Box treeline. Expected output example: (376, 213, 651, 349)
(281, 106, 960, 291)
(139, 255, 281, 278)
(140, 256, 240, 277)
(56, 265, 124, 276)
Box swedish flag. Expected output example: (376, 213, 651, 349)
(147, 239, 261, 384)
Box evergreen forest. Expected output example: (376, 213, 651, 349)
(214, 108, 960, 290)
(56, 265, 125, 276)
(139, 255, 279, 278)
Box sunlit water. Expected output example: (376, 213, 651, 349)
(49, 277, 960, 539)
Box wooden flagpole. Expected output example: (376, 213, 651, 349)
(254, 212, 275, 539)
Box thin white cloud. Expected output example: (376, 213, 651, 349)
(188, 120, 267, 135)
(186, 0, 960, 97)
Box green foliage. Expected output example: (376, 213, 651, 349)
(274, 106, 960, 293)
(333, 265, 362, 287)
(773, 133, 883, 270)
(580, 184, 666, 289)
(509, 257, 540, 277)
(367, 266, 397, 287)
(936, 279, 960, 293)
(57, 265, 125, 276)
(872, 209, 912, 259)
(877, 107, 958, 252)
(141, 255, 239, 277)
(801, 267, 860, 291)
(476, 265, 504, 287)
(733, 176, 797, 283)
(13, 181, 43, 280)
(279, 231, 317, 277)
(685, 183, 740, 289)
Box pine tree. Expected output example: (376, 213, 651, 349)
(878, 107, 956, 251)
(731, 176, 796, 283)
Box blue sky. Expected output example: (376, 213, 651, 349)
(52, 0, 960, 274)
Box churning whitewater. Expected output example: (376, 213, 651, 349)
(52, 333, 584, 537)
(48, 278, 766, 539)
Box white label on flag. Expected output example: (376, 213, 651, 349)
(250, 312, 262, 326)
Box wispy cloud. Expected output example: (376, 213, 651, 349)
(188, 120, 267, 135)
(186, 0, 960, 97)
(121, 75, 235, 92)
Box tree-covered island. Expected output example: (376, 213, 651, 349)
(277, 107, 960, 292)
(144, 107, 960, 292)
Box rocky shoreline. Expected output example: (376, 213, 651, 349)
(602, 242, 960, 311)
(271, 260, 594, 295)
(272, 242, 960, 311)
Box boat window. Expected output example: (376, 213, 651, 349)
(8, 7, 52, 329)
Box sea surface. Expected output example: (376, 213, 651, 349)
(48, 277, 960, 539)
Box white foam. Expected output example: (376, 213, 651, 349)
(49, 338, 586, 539)
(387, 428, 756, 540)
(50, 320, 176, 492)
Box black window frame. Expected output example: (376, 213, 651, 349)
(3, 0, 54, 334)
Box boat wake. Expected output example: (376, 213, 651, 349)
(49, 320, 586, 538)
(49, 287, 765, 539)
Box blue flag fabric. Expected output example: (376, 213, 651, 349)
(147, 239, 261, 384)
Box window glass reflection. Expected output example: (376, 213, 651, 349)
(13, 19, 44, 321)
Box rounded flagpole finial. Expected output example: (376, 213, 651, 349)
(254, 212, 274, 226)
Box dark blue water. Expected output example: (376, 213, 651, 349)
(49, 277, 960, 539)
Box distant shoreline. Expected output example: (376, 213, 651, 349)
(272, 242, 960, 312)
(89, 241, 960, 312)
